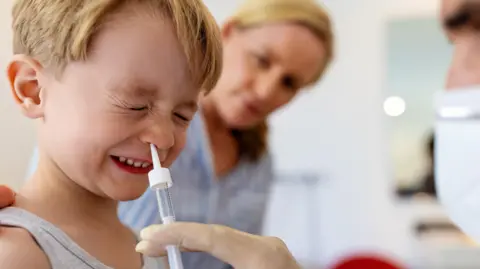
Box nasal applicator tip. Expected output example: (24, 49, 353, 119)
(149, 144, 162, 169)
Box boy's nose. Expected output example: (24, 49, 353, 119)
(140, 119, 175, 157)
(153, 150, 168, 164)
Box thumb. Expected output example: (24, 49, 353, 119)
(0, 185, 15, 208)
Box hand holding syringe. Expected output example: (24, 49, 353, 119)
(148, 144, 184, 269)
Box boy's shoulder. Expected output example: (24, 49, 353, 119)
(0, 226, 50, 269)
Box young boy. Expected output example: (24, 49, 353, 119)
(0, 0, 221, 268)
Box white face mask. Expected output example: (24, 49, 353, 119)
(436, 88, 480, 242)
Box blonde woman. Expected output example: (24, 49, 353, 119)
(120, 0, 333, 267)
(20, 0, 333, 268)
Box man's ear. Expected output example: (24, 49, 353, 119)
(7, 55, 45, 119)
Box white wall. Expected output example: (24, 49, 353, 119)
(0, 0, 36, 190)
(0, 0, 443, 267)
(264, 0, 442, 267)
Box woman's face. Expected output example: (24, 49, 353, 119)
(211, 22, 327, 128)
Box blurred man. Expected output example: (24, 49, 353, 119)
(435, 0, 480, 243)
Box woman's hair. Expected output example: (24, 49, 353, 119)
(228, 0, 334, 162)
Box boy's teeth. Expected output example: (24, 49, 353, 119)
(117, 156, 151, 168)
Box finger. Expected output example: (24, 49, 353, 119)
(139, 222, 257, 267)
(135, 239, 199, 257)
(136, 240, 167, 257)
(0, 186, 15, 207)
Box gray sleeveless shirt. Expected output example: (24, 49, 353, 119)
(0, 207, 164, 269)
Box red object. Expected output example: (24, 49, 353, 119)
(330, 255, 406, 269)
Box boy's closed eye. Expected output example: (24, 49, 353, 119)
(126, 105, 190, 123)
(129, 105, 149, 111)
(111, 96, 194, 126)
(106, 90, 150, 113)
(174, 113, 190, 122)
(112, 98, 150, 115)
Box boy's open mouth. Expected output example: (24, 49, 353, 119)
(111, 156, 153, 174)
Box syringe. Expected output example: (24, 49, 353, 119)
(148, 144, 184, 269)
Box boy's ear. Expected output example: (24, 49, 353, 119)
(7, 55, 45, 119)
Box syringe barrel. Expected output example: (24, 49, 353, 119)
(155, 188, 175, 220)
(166, 245, 184, 269)
(154, 188, 184, 269)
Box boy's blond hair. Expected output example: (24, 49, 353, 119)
(12, 0, 222, 91)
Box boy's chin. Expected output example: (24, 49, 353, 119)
(105, 184, 149, 202)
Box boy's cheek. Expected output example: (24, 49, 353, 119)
(162, 136, 187, 168)
(162, 148, 183, 168)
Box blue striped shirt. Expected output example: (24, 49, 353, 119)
(27, 112, 274, 269)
